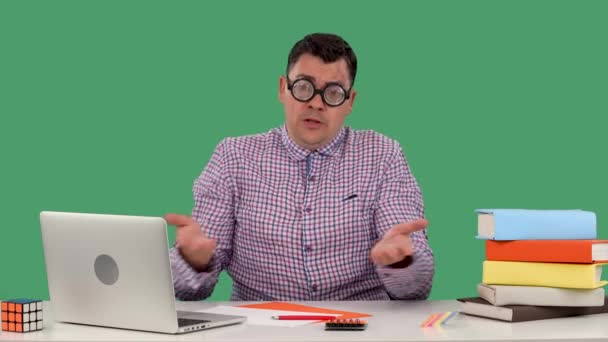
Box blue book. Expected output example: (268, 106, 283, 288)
(476, 209, 596, 240)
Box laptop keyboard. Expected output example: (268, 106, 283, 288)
(178, 318, 211, 327)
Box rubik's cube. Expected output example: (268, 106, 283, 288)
(1, 299, 43, 332)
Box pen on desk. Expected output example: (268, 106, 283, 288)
(271, 315, 337, 320)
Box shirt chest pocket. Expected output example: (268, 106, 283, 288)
(315, 187, 376, 252)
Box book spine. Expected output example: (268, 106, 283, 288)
(485, 241, 592, 263)
(493, 211, 596, 240)
(482, 261, 600, 289)
(490, 285, 605, 307)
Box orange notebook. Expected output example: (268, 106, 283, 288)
(486, 240, 608, 263)
(238, 302, 371, 320)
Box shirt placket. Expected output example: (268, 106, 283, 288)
(301, 152, 320, 299)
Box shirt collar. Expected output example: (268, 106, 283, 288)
(280, 125, 346, 161)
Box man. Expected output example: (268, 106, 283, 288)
(167, 33, 434, 301)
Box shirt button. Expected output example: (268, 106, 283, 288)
(304, 245, 313, 252)
(309, 175, 316, 182)
(311, 284, 318, 292)
(304, 207, 312, 213)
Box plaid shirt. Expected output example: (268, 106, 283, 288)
(170, 125, 434, 300)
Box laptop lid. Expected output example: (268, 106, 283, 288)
(40, 211, 243, 334)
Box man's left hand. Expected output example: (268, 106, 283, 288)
(370, 219, 428, 266)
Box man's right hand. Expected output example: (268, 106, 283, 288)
(165, 213, 217, 272)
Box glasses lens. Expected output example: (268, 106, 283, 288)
(292, 79, 314, 101)
(323, 84, 346, 106)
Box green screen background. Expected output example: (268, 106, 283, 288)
(1, 0, 607, 301)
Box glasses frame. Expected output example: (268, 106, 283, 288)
(286, 76, 352, 107)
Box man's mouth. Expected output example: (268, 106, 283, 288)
(303, 117, 323, 129)
(304, 118, 322, 124)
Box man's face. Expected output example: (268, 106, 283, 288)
(279, 53, 357, 151)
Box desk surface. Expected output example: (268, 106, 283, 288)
(2, 300, 608, 342)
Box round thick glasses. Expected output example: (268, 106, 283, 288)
(286, 76, 351, 107)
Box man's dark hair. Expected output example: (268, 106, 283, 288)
(286, 33, 358, 87)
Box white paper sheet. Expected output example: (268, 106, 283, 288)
(198, 306, 340, 327)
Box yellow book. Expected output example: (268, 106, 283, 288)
(482, 261, 608, 289)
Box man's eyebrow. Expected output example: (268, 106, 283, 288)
(294, 74, 347, 87)
(294, 73, 315, 81)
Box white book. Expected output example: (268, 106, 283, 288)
(477, 283, 605, 307)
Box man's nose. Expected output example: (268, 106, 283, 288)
(307, 93, 325, 111)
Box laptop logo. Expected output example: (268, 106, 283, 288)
(94, 254, 119, 285)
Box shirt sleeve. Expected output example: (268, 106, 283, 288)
(171, 139, 237, 300)
(373, 141, 435, 300)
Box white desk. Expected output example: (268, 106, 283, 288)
(2, 300, 608, 341)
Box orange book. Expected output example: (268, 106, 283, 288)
(486, 240, 608, 263)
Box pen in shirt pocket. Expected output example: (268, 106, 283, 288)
(342, 194, 358, 202)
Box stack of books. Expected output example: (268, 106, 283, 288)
(459, 209, 608, 322)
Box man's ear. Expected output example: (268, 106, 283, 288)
(346, 89, 357, 115)
(278, 76, 286, 103)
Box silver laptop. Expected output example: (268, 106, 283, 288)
(40, 211, 246, 334)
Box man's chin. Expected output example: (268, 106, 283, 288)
(305, 140, 329, 151)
